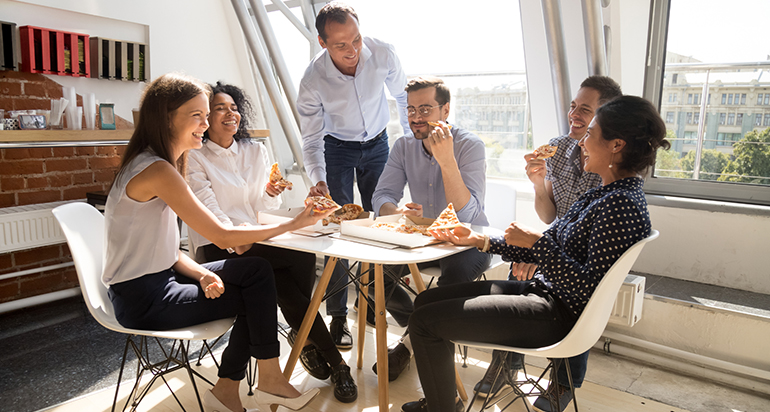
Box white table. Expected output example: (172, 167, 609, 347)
(259, 231, 477, 411)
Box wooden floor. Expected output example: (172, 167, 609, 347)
(39, 316, 691, 412)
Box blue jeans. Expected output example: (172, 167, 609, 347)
(323, 130, 389, 316)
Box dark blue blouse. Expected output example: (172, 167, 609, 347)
(488, 177, 652, 317)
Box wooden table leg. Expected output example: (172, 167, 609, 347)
(406, 264, 468, 402)
(282, 256, 338, 379)
(408, 263, 427, 293)
(357, 262, 370, 369)
(374, 264, 389, 412)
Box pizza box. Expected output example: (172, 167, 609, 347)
(258, 208, 370, 235)
(340, 214, 441, 248)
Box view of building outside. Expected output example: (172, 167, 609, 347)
(656, 0, 770, 186)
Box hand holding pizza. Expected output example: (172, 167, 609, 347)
(292, 201, 337, 229)
(428, 121, 456, 167)
(267, 163, 293, 197)
(524, 153, 547, 185)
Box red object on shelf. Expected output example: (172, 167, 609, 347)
(19, 25, 90, 78)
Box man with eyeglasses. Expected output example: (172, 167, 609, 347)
(297, 2, 410, 350)
(367, 76, 491, 390)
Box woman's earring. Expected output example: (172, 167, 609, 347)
(609, 152, 615, 169)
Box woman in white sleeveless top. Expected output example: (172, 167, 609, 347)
(103, 73, 333, 412)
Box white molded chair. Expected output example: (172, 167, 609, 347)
(455, 230, 659, 412)
(53, 202, 235, 412)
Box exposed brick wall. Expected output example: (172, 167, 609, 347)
(0, 145, 124, 207)
(0, 244, 78, 304)
(0, 70, 134, 306)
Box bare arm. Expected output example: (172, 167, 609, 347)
(127, 161, 332, 250)
(534, 180, 557, 224)
(172, 253, 224, 299)
(525, 153, 557, 224)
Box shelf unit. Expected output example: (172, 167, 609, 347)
(19, 25, 90, 77)
(0, 129, 270, 148)
(90, 37, 149, 81)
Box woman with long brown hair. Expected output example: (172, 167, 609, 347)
(103, 73, 331, 412)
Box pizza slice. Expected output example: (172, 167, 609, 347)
(427, 203, 464, 231)
(304, 195, 341, 213)
(427, 121, 453, 129)
(269, 162, 293, 189)
(532, 144, 558, 160)
(324, 203, 364, 225)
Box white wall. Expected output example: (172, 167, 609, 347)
(5, 0, 260, 121)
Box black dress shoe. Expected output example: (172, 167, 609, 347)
(401, 397, 464, 412)
(372, 342, 411, 381)
(329, 363, 358, 403)
(329, 316, 353, 350)
(287, 329, 331, 380)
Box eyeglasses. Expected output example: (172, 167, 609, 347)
(404, 104, 444, 117)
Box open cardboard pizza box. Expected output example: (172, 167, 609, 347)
(340, 214, 441, 248)
(258, 208, 370, 235)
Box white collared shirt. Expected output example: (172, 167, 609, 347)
(297, 36, 410, 185)
(186, 139, 281, 249)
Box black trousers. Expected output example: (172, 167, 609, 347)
(199, 243, 343, 367)
(409, 280, 577, 412)
(108, 257, 278, 381)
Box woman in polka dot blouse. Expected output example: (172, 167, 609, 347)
(401, 96, 671, 412)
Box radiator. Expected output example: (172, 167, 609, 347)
(608, 274, 646, 327)
(0, 200, 73, 254)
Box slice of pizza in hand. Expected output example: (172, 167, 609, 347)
(427, 203, 464, 231)
(304, 196, 341, 213)
(532, 144, 558, 160)
(269, 162, 293, 189)
(324, 203, 364, 225)
(427, 121, 453, 129)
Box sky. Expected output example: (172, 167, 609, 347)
(269, 0, 525, 91)
(267, 0, 770, 90)
(667, 0, 770, 63)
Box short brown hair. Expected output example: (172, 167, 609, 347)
(316, 2, 358, 42)
(580, 76, 623, 105)
(405, 76, 451, 106)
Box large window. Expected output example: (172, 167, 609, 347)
(271, 0, 529, 180)
(646, 0, 770, 205)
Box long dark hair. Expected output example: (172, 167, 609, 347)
(594, 95, 671, 174)
(115, 73, 211, 182)
(203, 82, 256, 142)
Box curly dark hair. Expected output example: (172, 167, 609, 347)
(203, 81, 256, 142)
(594, 95, 671, 174)
(316, 1, 358, 42)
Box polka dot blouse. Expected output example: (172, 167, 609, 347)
(488, 177, 652, 317)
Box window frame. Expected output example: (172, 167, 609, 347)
(642, 0, 770, 206)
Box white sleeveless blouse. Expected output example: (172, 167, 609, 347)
(102, 151, 180, 285)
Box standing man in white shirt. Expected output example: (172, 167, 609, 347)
(297, 1, 410, 349)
